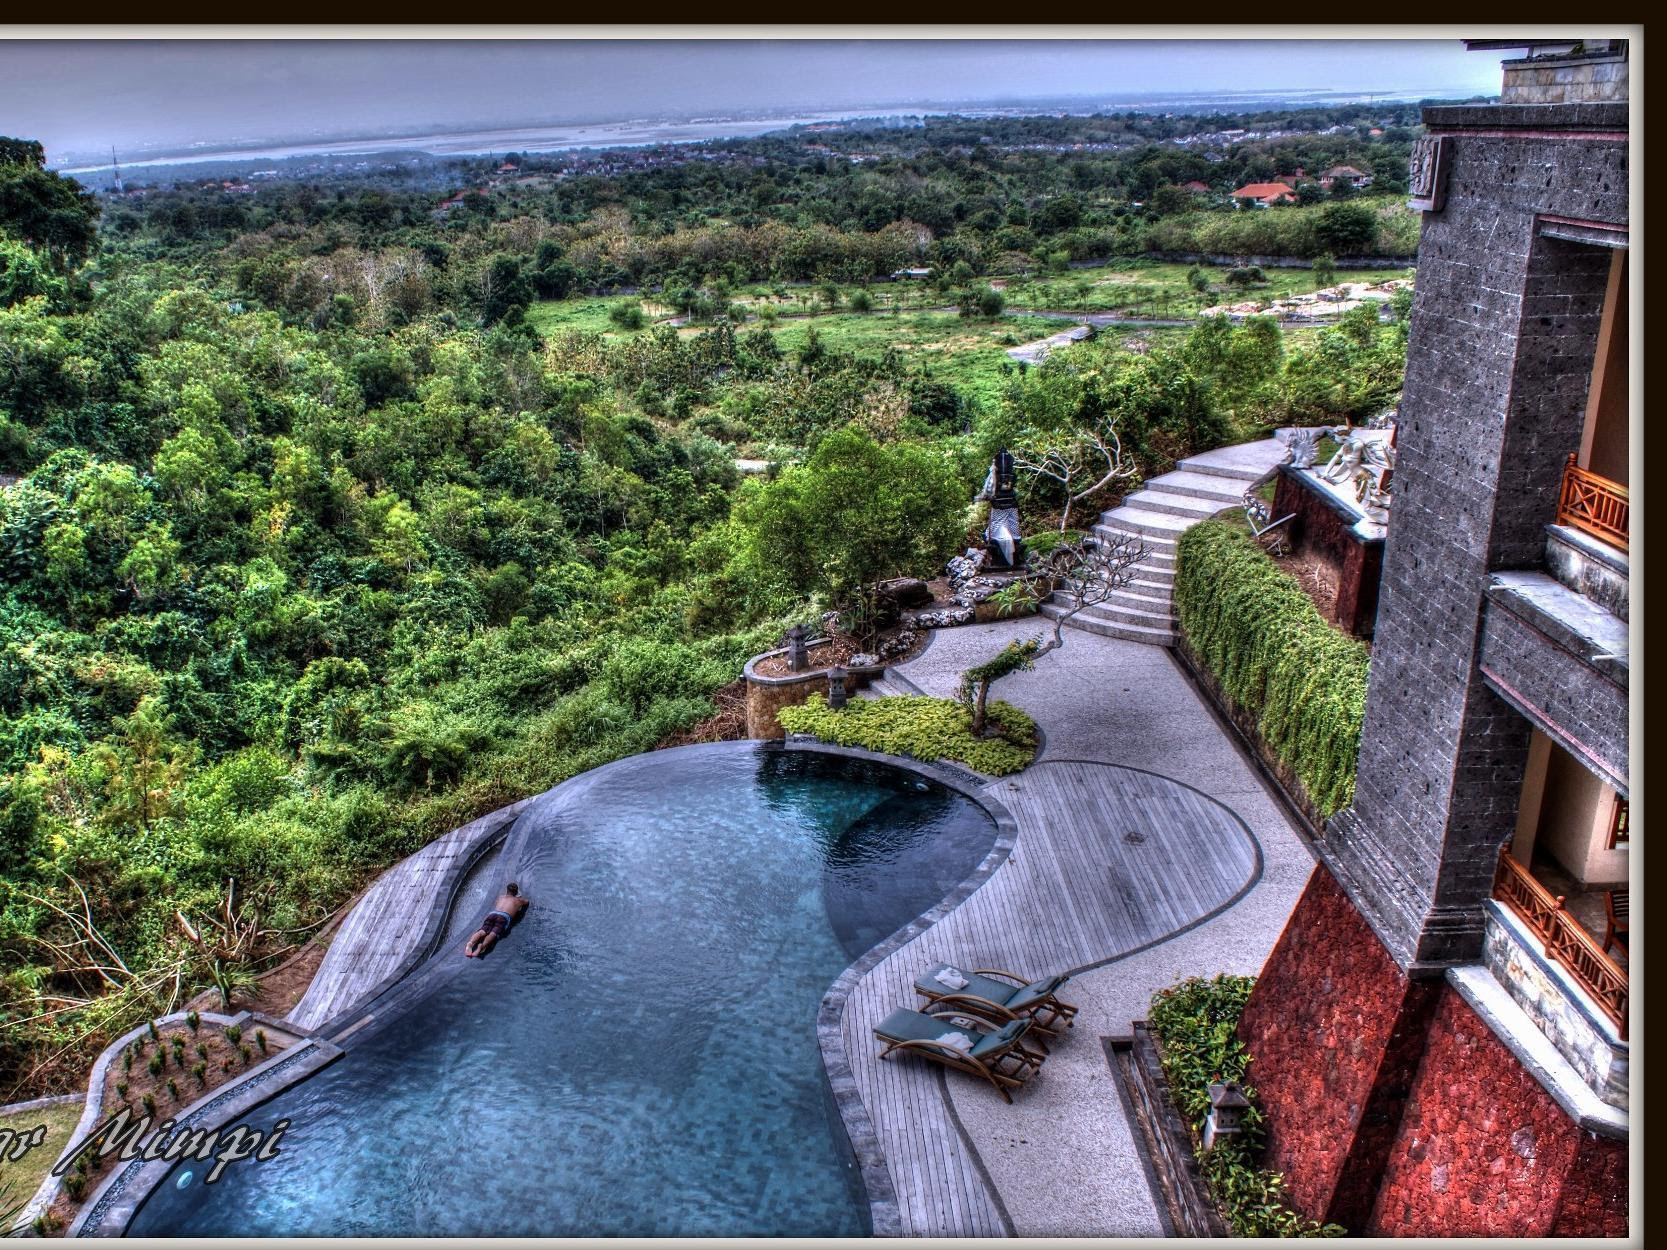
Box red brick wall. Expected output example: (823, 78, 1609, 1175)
(1367, 984, 1628, 1236)
(1237, 866, 1440, 1225)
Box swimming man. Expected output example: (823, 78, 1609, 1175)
(464, 883, 528, 958)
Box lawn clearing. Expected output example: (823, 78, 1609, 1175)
(1, 1099, 82, 1225)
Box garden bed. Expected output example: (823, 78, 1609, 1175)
(750, 637, 863, 678)
(778, 692, 1037, 777)
(33, 1013, 297, 1236)
(1146, 976, 1344, 1237)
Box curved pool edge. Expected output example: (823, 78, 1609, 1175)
(803, 744, 1021, 1240)
(287, 796, 533, 1037)
(107, 739, 1009, 1239)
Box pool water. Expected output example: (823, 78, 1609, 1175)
(128, 743, 999, 1237)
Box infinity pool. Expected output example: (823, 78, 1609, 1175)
(127, 743, 999, 1237)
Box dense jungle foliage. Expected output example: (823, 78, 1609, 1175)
(1, 107, 1410, 1095)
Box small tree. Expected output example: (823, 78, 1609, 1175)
(959, 639, 1041, 736)
(1312, 253, 1338, 291)
(957, 528, 1147, 733)
(731, 427, 967, 644)
(1027, 528, 1148, 650)
(1010, 417, 1139, 532)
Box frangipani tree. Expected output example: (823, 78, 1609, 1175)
(1010, 419, 1139, 531)
(958, 528, 1147, 734)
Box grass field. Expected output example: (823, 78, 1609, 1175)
(994, 262, 1415, 317)
(766, 311, 1063, 407)
(1, 1099, 81, 1227)
(525, 295, 674, 338)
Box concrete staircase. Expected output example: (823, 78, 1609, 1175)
(859, 669, 926, 700)
(1041, 438, 1288, 645)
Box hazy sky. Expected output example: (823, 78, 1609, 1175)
(2, 38, 1505, 164)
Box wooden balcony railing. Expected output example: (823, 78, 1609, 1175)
(1556, 453, 1629, 551)
(1494, 850, 1628, 1039)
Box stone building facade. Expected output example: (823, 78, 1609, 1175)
(1237, 40, 1630, 1236)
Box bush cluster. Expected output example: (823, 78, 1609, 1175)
(1148, 975, 1344, 1237)
(777, 692, 1037, 776)
(1173, 520, 1368, 815)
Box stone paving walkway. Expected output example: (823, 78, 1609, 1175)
(842, 617, 1316, 1236)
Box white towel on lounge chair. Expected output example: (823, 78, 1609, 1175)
(933, 967, 970, 990)
(934, 1031, 975, 1053)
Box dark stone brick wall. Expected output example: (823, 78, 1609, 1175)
(1237, 867, 1441, 1226)
(1478, 596, 1629, 794)
(1366, 983, 1628, 1236)
(1323, 114, 1628, 968)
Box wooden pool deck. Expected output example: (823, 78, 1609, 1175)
(834, 759, 1262, 1237)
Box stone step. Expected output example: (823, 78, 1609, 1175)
(1143, 468, 1256, 505)
(859, 677, 907, 700)
(1174, 439, 1287, 483)
(1104, 586, 1176, 615)
(1054, 594, 1178, 630)
(1041, 601, 1175, 646)
(1122, 489, 1231, 520)
(1129, 574, 1175, 595)
(1094, 509, 1191, 541)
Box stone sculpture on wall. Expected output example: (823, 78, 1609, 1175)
(1323, 423, 1397, 514)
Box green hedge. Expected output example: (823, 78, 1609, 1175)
(777, 693, 1037, 776)
(1174, 520, 1368, 816)
(1148, 976, 1345, 1237)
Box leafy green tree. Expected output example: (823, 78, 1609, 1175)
(958, 285, 1005, 319)
(1315, 202, 1377, 255)
(0, 146, 100, 269)
(732, 426, 966, 639)
(0, 232, 67, 307)
(480, 254, 532, 327)
(91, 695, 197, 833)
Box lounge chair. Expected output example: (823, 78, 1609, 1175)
(913, 963, 1079, 1036)
(873, 1007, 1045, 1103)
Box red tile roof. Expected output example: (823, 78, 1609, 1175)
(1230, 181, 1297, 202)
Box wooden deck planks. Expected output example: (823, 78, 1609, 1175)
(839, 761, 1258, 1237)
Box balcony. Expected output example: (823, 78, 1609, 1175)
(1556, 453, 1628, 552)
(1492, 849, 1627, 1039)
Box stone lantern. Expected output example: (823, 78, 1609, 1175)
(826, 665, 848, 710)
(784, 624, 810, 673)
(1203, 1081, 1252, 1150)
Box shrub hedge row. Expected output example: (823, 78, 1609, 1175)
(1148, 975, 1345, 1237)
(777, 693, 1038, 777)
(1173, 520, 1368, 817)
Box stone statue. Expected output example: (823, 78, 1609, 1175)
(977, 449, 1024, 569)
(1322, 424, 1396, 508)
(1277, 426, 1326, 470)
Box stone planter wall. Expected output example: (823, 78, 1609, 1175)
(743, 640, 884, 739)
(21, 1007, 309, 1235)
(1272, 464, 1385, 639)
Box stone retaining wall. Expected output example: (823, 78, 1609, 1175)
(1366, 983, 1627, 1236)
(743, 641, 882, 739)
